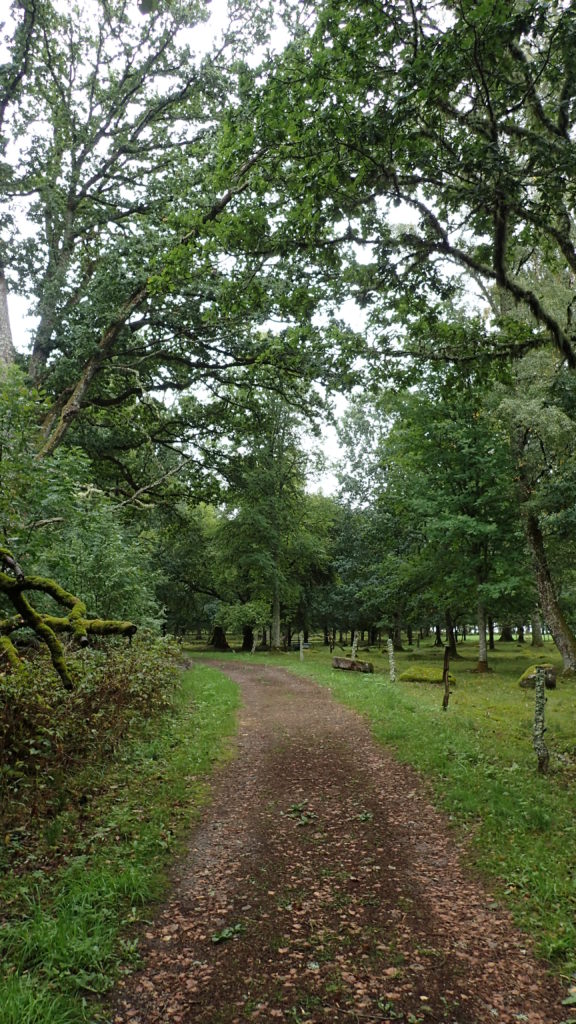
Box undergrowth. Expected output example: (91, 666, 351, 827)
(0, 653, 239, 1024)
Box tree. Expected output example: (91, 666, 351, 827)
(496, 350, 576, 671)
(0, 0, 351, 488)
(206, 392, 334, 649)
(258, 1, 576, 368)
(335, 360, 534, 669)
(0, 365, 162, 633)
(0, 545, 136, 690)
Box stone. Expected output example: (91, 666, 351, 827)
(518, 664, 556, 689)
(332, 657, 374, 674)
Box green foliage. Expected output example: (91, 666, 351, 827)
(216, 599, 271, 634)
(1, 0, 346, 473)
(211, 922, 245, 944)
(260, 0, 576, 365)
(0, 637, 178, 834)
(202, 394, 335, 643)
(0, 365, 162, 629)
(0, 661, 239, 1022)
(332, 362, 533, 647)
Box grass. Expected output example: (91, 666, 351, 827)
(199, 637, 576, 978)
(0, 662, 239, 1024)
(6, 635, 574, 1019)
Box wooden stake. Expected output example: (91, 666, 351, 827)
(533, 666, 550, 773)
(442, 646, 451, 711)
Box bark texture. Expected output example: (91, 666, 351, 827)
(532, 667, 550, 773)
(525, 512, 576, 671)
(531, 610, 544, 648)
(0, 270, 16, 365)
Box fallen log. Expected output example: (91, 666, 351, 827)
(332, 656, 374, 674)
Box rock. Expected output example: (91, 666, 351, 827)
(518, 664, 556, 689)
(332, 657, 374, 674)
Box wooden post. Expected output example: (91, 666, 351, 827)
(442, 646, 451, 711)
(387, 638, 396, 682)
(533, 666, 550, 773)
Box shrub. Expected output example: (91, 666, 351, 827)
(0, 637, 180, 839)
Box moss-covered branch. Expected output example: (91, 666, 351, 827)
(0, 547, 137, 689)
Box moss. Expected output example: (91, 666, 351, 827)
(0, 546, 137, 690)
(0, 636, 23, 673)
(399, 666, 456, 685)
(518, 664, 556, 689)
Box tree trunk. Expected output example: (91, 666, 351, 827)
(392, 613, 404, 651)
(488, 616, 495, 650)
(442, 646, 451, 711)
(241, 625, 254, 652)
(434, 623, 442, 647)
(531, 608, 544, 647)
(525, 511, 576, 671)
(0, 269, 16, 365)
(210, 625, 230, 651)
(445, 609, 458, 658)
(271, 576, 281, 650)
(517, 623, 525, 643)
(406, 624, 413, 646)
(498, 621, 514, 642)
(39, 284, 149, 455)
(476, 601, 489, 672)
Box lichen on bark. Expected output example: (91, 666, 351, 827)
(0, 546, 137, 689)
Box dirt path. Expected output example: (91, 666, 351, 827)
(108, 662, 566, 1024)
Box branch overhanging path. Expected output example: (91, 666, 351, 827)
(108, 663, 564, 1024)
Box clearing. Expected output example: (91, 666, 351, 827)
(108, 661, 566, 1024)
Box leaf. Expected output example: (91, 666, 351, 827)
(211, 923, 245, 944)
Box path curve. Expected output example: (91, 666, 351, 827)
(108, 661, 566, 1024)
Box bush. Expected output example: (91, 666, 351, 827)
(0, 637, 180, 841)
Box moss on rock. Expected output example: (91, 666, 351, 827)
(518, 664, 556, 689)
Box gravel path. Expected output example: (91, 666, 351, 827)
(107, 661, 566, 1024)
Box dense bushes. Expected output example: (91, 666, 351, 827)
(0, 637, 180, 849)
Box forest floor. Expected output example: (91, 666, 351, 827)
(106, 661, 567, 1024)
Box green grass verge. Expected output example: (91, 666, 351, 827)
(203, 640, 576, 979)
(0, 663, 239, 1024)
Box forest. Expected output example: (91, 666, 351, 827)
(2, 1, 576, 1022)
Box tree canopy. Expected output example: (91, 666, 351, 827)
(3, 0, 576, 676)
